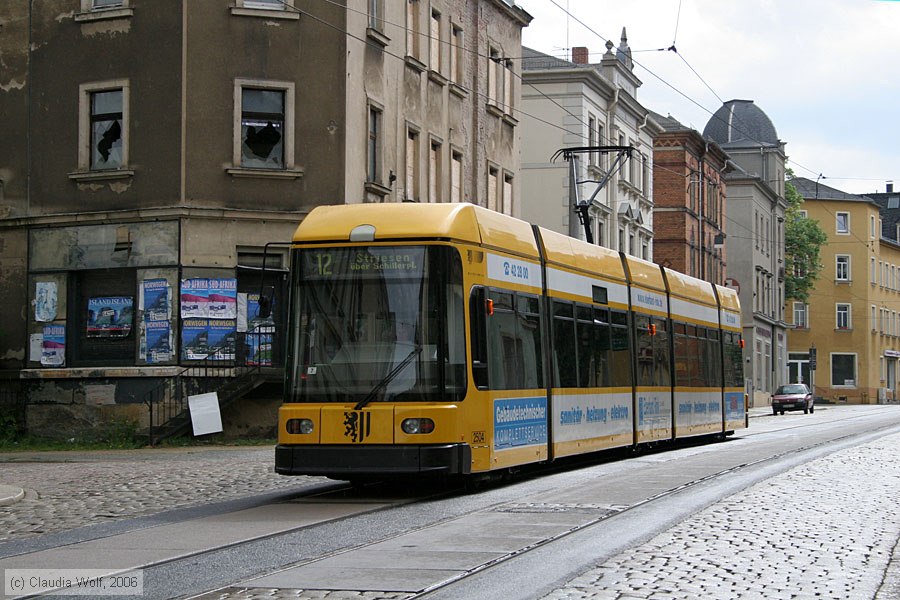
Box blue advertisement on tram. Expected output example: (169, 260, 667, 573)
(494, 397, 548, 450)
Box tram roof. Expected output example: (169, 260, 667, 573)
(294, 203, 540, 258)
(537, 227, 626, 282)
(621, 254, 666, 292)
(663, 267, 717, 307)
(715, 284, 741, 312)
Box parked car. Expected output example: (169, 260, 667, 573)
(771, 383, 814, 415)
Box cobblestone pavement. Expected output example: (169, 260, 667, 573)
(540, 432, 900, 600)
(0, 446, 313, 543)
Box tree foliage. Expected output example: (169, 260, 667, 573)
(784, 176, 827, 302)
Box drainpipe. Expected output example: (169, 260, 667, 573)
(606, 88, 620, 244)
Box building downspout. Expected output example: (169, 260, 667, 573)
(605, 88, 620, 245)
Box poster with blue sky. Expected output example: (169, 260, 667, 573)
(86, 296, 133, 338)
(145, 320, 171, 364)
(142, 279, 169, 322)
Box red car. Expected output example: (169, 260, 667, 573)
(771, 383, 814, 415)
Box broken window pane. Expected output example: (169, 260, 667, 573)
(90, 89, 123, 169)
(241, 88, 284, 169)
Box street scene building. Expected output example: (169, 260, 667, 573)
(703, 99, 789, 406)
(0, 0, 531, 437)
(787, 177, 900, 403)
(519, 32, 660, 258)
(649, 111, 729, 285)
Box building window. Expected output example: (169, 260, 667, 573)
(836, 212, 850, 234)
(488, 48, 500, 107)
(588, 115, 597, 166)
(77, 80, 129, 174)
(241, 0, 284, 8)
(368, 0, 383, 31)
(794, 302, 808, 329)
(831, 353, 856, 386)
(871, 214, 877, 238)
(872, 305, 877, 332)
(503, 59, 513, 113)
(92, 0, 123, 7)
(429, 9, 442, 74)
(487, 166, 499, 211)
(90, 89, 124, 169)
(238, 86, 286, 169)
(367, 105, 382, 183)
(836, 255, 850, 281)
(451, 150, 463, 203)
(429, 138, 442, 203)
(872, 257, 878, 284)
(405, 127, 420, 202)
(450, 25, 463, 85)
(406, 0, 421, 61)
(836, 303, 851, 330)
(503, 172, 513, 215)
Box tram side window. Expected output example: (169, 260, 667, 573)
(673, 322, 694, 387)
(653, 318, 671, 387)
(469, 287, 489, 389)
(723, 332, 744, 387)
(474, 287, 544, 390)
(609, 310, 632, 387)
(576, 304, 609, 387)
(635, 315, 654, 387)
(706, 329, 722, 387)
(552, 300, 577, 388)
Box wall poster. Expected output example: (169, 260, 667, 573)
(41, 325, 65, 366)
(35, 281, 58, 322)
(86, 296, 133, 338)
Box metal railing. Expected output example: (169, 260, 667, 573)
(143, 330, 279, 444)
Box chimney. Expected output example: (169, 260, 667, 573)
(888, 182, 894, 194)
(572, 46, 589, 65)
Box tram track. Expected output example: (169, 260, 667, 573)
(177, 409, 900, 600)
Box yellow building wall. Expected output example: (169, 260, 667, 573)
(788, 198, 900, 404)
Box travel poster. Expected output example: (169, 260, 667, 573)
(41, 325, 65, 366)
(182, 318, 209, 360)
(208, 279, 237, 319)
(86, 296, 133, 338)
(207, 319, 236, 360)
(145, 320, 172, 364)
(35, 281, 58, 322)
(180, 279, 209, 318)
(142, 279, 170, 322)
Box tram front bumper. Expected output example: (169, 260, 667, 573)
(275, 443, 472, 477)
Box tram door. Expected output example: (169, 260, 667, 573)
(788, 353, 811, 385)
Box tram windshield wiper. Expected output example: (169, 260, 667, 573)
(354, 345, 422, 410)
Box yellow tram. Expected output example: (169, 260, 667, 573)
(275, 203, 746, 479)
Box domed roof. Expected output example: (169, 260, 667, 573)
(703, 99, 779, 148)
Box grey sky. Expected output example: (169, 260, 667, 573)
(520, 0, 900, 195)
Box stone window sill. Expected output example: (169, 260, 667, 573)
(69, 169, 135, 182)
(230, 7, 299, 20)
(226, 167, 304, 180)
(75, 8, 134, 22)
(366, 28, 390, 47)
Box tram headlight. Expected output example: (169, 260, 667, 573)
(401, 418, 435, 435)
(286, 418, 314, 435)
